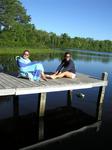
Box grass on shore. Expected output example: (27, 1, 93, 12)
(0, 47, 63, 55)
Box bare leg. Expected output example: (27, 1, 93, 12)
(45, 72, 61, 79)
(50, 71, 76, 79)
(41, 72, 48, 81)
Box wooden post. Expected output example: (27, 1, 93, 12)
(67, 90, 72, 107)
(13, 95, 19, 117)
(12, 95, 19, 146)
(38, 93, 47, 117)
(38, 117, 44, 141)
(38, 93, 47, 140)
(96, 72, 108, 127)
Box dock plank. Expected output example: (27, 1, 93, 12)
(1, 73, 36, 87)
(0, 72, 108, 96)
(0, 74, 21, 88)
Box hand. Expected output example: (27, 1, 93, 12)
(55, 71, 59, 75)
(41, 73, 48, 81)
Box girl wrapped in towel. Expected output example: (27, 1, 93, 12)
(16, 50, 47, 81)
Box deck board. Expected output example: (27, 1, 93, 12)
(0, 72, 108, 96)
(1, 73, 36, 87)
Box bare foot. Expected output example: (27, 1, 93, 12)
(45, 74, 53, 79)
(41, 75, 48, 81)
(42, 77, 48, 81)
(50, 75, 56, 79)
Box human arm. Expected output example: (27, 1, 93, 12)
(55, 61, 64, 74)
(62, 60, 76, 73)
(16, 57, 38, 68)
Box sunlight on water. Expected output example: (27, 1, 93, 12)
(0, 50, 112, 149)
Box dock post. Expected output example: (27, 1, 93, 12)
(96, 72, 108, 130)
(67, 90, 72, 107)
(38, 92, 47, 140)
(13, 95, 19, 117)
(38, 93, 47, 117)
(38, 117, 44, 141)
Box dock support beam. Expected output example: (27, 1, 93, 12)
(13, 95, 19, 117)
(96, 72, 108, 130)
(12, 95, 19, 146)
(67, 90, 72, 107)
(38, 92, 47, 140)
(38, 93, 47, 117)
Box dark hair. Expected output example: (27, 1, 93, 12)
(23, 50, 30, 55)
(64, 52, 71, 57)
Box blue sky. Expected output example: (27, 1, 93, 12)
(20, 0, 112, 40)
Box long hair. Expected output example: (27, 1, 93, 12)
(62, 52, 72, 65)
(23, 50, 30, 55)
(64, 52, 72, 57)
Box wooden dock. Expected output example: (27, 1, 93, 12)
(0, 72, 108, 149)
(0, 72, 108, 96)
(0, 72, 108, 118)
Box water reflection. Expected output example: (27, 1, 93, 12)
(0, 51, 112, 74)
(74, 54, 112, 63)
(0, 99, 100, 149)
(0, 51, 112, 149)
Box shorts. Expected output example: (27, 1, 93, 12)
(71, 73, 76, 79)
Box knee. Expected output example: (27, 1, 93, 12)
(64, 71, 69, 75)
(37, 63, 44, 72)
(63, 71, 69, 76)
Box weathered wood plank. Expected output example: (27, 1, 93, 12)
(0, 88, 15, 96)
(0, 73, 27, 87)
(15, 81, 107, 95)
(0, 86, 4, 89)
(38, 93, 47, 117)
(0, 72, 108, 96)
(37, 93, 47, 140)
(1, 73, 36, 87)
(0, 75, 22, 88)
(96, 72, 108, 121)
(0, 78, 12, 89)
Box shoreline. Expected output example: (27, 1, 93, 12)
(0, 47, 111, 58)
(0, 47, 64, 55)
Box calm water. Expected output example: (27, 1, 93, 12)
(0, 51, 112, 149)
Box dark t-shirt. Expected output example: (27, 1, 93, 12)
(56, 59, 76, 74)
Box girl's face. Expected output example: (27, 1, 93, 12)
(64, 54, 71, 61)
(23, 51, 30, 59)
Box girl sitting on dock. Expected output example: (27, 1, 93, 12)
(16, 50, 47, 81)
(49, 52, 76, 79)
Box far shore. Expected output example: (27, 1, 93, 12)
(0, 47, 111, 57)
(0, 47, 64, 55)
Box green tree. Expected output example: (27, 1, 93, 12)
(0, 0, 112, 52)
(60, 33, 71, 48)
(0, 0, 30, 30)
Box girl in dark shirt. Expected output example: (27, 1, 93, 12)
(50, 52, 76, 79)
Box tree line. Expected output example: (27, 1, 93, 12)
(0, 0, 112, 52)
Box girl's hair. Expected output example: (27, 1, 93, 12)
(23, 50, 30, 55)
(64, 52, 71, 57)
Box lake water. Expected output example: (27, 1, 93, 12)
(0, 51, 112, 149)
